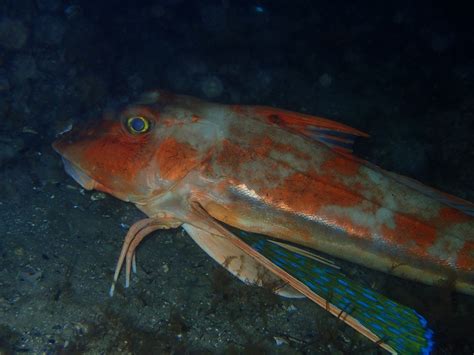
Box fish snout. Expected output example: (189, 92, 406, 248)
(52, 122, 100, 191)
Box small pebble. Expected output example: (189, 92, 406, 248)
(19, 266, 43, 284)
(22, 127, 39, 134)
(90, 192, 106, 201)
(14, 247, 24, 256)
(274, 336, 288, 346)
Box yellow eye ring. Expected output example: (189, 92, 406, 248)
(126, 116, 150, 134)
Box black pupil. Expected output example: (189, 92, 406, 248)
(131, 117, 145, 131)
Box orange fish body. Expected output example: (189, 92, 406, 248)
(54, 90, 474, 297)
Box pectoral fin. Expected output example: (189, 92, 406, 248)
(188, 202, 434, 354)
(183, 223, 303, 298)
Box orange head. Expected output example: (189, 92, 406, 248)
(54, 91, 219, 205)
(53, 91, 215, 203)
(53, 101, 174, 203)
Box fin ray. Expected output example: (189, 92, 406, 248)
(267, 240, 340, 269)
(183, 223, 303, 298)
(224, 224, 434, 354)
(241, 106, 369, 153)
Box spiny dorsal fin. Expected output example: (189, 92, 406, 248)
(241, 105, 369, 153)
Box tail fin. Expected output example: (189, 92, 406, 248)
(230, 226, 434, 354)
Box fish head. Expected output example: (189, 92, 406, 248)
(53, 102, 173, 203)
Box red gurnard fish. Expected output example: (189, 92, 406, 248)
(53, 90, 473, 354)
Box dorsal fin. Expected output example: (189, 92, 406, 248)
(385, 170, 474, 217)
(347, 157, 474, 217)
(240, 106, 369, 153)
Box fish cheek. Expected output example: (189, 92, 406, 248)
(82, 133, 155, 195)
(154, 137, 199, 182)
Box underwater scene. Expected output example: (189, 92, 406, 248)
(1, 0, 473, 354)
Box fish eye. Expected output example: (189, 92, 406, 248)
(125, 116, 150, 134)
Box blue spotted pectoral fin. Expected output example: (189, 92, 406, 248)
(187, 202, 434, 354)
(225, 226, 434, 355)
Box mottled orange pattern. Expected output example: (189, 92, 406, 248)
(53, 90, 474, 296)
(156, 137, 198, 181)
(381, 214, 437, 259)
(81, 121, 155, 187)
(457, 241, 474, 270)
(439, 206, 472, 224)
(321, 154, 360, 177)
(258, 171, 364, 215)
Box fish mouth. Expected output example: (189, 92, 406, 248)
(53, 133, 98, 191)
(61, 157, 97, 190)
